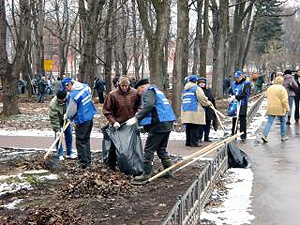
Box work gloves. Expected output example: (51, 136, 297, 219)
(125, 117, 138, 126)
(228, 95, 235, 102)
(113, 122, 121, 129)
(63, 113, 68, 121)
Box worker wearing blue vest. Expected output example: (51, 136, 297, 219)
(181, 75, 213, 147)
(125, 78, 176, 181)
(229, 70, 251, 141)
(62, 77, 98, 169)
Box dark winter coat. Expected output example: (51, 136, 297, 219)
(229, 78, 251, 116)
(38, 79, 47, 93)
(94, 78, 105, 93)
(201, 87, 216, 121)
(283, 74, 299, 97)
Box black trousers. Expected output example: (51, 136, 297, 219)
(143, 131, 171, 164)
(199, 120, 211, 141)
(294, 94, 299, 121)
(98, 92, 104, 104)
(75, 120, 93, 166)
(185, 123, 200, 146)
(232, 116, 247, 140)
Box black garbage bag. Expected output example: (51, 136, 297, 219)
(102, 125, 144, 176)
(227, 142, 251, 168)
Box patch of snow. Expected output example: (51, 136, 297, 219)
(0, 182, 32, 196)
(0, 98, 268, 141)
(201, 168, 255, 225)
(39, 174, 59, 181)
(1, 199, 23, 210)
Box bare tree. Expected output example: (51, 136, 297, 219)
(137, 0, 171, 89)
(0, 0, 31, 115)
(172, 0, 189, 116)
(78, 0, 106, 86)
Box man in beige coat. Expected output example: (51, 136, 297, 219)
(261, 76, 290, 143)
(181, 75, 213, 147)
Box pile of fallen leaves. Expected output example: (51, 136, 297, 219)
(61, 168, 134, 199)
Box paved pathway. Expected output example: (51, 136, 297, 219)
(241, 122, 300, 225)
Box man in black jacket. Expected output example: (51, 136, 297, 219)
(125, 79, 176, 181)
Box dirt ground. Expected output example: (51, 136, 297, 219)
(0, 147, 207, 225)
(0, 96, 231, 224)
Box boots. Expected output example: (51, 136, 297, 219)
(286, 116, 291, 125)
(162, 159, 173, 178)
(133, 163, 153, 181)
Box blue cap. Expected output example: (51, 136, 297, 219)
(234, 70, 243, 78)
(189, 75, 199, 82)
(61, 77, 72, 88)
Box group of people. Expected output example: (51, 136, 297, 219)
(49, 69, 283, 180)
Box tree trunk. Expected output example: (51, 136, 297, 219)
(132, 0, 140, 80)
(199, 0, 210, 77)
(172, 0, 189, 117)
(104, 0, 114, 93)
(211, 0, 229, 99)
(78, 0, 105, 86)
(1, 0, 30, 115)
(137, 0, 171, 90)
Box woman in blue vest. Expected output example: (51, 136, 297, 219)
(228, 70, 251, 141)
(125, 78, 176, 181)
(62, 77, 98, 169)
(181, 75, 213, 147)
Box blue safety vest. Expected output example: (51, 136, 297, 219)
(139, 86, 176, 126)
(181, 85, 198, 112)
(230, 80, 251, 105)
(69, 84, 97, 124)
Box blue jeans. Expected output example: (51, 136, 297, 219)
(57, 121, 73, 156)
(287, 96, 294, 117)
(263, 115, 286, 136)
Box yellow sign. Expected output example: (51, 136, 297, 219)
(44, 60, 53, 71)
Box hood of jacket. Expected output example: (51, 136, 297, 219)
(184, 82, 198, 90)
(71, 81, 84, 91)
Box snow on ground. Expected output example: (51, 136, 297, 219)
(0, 169, 59, 209)
(0, 98, 268, 141)
(201, 168, 255, 225)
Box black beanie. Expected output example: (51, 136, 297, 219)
(57, 90, 67, 100)
(284, 70, 292, 75)
(134, 78, 149, 89)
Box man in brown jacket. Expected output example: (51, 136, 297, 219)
(102, 76, 140, 169)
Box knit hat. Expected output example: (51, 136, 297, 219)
(119, 76, 130, 85)
(57, 90, 67, 100)
(198, 77, 207, 83)
(284, 70, 292, 75)
(134, 78, 149, 89)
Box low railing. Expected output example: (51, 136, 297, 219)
(162, 145, 228, 225)
(162, 92, 265, 225)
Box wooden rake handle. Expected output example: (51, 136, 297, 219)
(44, 120, 70, 160)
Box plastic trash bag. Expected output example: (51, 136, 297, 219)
(228, 99, 239, 117)
(227, 142, 251, 168)
(102, 124, 144, 176)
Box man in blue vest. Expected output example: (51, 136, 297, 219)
(62, 77, 98, 169)
(229, 70, 251, 142)
(125, 78, 176, 181)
